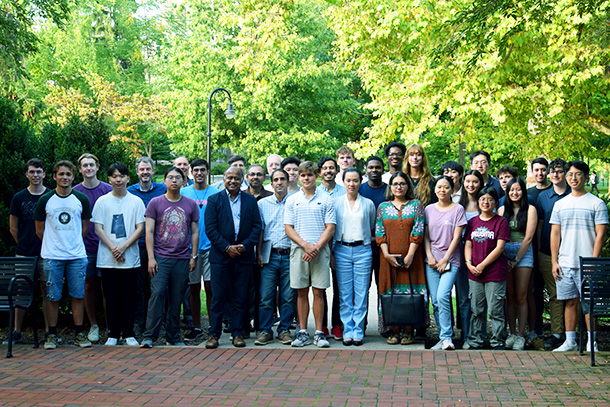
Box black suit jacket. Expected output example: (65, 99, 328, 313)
(205, 190, 262, 265)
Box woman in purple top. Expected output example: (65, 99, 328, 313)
(424, 176, 467, 351)
(464, 186, 510, 350)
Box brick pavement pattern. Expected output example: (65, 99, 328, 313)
(0, 347, 608, 406)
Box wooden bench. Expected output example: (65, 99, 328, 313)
(578, 257, 610, 366)
(0, 257, 39, 358)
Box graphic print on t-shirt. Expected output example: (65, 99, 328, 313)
(111, 214, 127, 239)
(471, 226, 495, 242)
(159, 206, 187, 244)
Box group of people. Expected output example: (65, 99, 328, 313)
(5, 142, 607, 353)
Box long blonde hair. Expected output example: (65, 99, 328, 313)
(403, 144, 433, 206)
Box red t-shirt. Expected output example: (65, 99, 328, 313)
(465, 214, 510, 282)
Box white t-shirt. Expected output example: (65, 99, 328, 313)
(550, 192, 609, 268)
(91, 192, 146, 269)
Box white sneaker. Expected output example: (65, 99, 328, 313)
(505, 334, 516, 350)
(431, 340, 443, 350)
(88, 325, 100, 343)
(512, 336, 526, 351)
(104, 337, 118, 346)
(313, 331, 330, 348)
(125, 337, 139, 347)
(442, 339, 455, 350)
(553, 340, 578, 352)
(586, 341, 599, 352)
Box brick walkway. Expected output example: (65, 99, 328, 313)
(0, 346, 608, 406)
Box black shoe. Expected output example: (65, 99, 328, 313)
(342, 339, 353, 346)
(353, 339, 363, 347)
(492, 345, 505, 350)
(544, 335, 565, 350)
(184, 328, 204, 342)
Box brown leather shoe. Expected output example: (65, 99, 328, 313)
(205, 335, 219, 349)
(232, 335, 246, 348)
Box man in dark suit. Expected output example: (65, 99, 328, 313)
(204, 166, 262, 348)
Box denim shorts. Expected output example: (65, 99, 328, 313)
(504, 242, 534, 268)
(44, 258, 88, 301)
(85, 252, 101, 278)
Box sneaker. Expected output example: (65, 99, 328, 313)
(254, 332, 274, 346)
(87, 325, 100, 343)
(513, 336, 526, 351)
(313, 331, 330, 348)
(462, 342, 471, 350)
(185, 328, 204, 343)
(75, 332, 92, 348)
(586, 341, 599, 352)
(125, 337, 139, 347)
(44, 334, 58, 350)
(553, 340, 577, 352)
(544, 334, 565, 350)
(277, 330, 292, 345)
(431, 340, 444, 350)
(140, 338, 153, 348)
(524, 331, 538, 342)
(166, 341, 186, 347)
(104, 337, 118, 346)
(505, 334, 516, 350)
(321, 327, 329, 338)
(442, 339, 455, 350)
(3, 332, 23, 345)
(291, 330, 311, 347)
(330, 326, 343, 340)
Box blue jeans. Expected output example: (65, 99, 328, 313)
(259, 252, 295, 333)
(334, 244, 372, 340)
(455, 264, 471, 340)
(426, 264, 459, 340)
(44, 258, 88, 301)
(143, 257, 189, 343)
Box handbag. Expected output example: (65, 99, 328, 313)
(380, 263, 426, 326)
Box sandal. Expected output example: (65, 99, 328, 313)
(386, 334, 400, 345)
(401, 334, 414, 345)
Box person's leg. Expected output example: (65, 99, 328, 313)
(66, 258, 88, 327)
(514, 267, 532, 336)
(296, 288, 310, 330)
(485, 281, 507, 348)
(230, 262, 252, 338)
(532, 259, 545, 334)
(330, 265, 341, 329)
(277, 253, 296, 333)
(100, 268, 120, 339)
(209, 263, 229, 338)
(312, 287, 326, 332)
(259, 254, 280, 334)
(334, 245, 354, 339)
(352, 245, 372, 340)
(142, 258, 171, 341)
(468, 280, 486, 347)
(189, 282, 201, 328)
(564, 297, 579, 332)
(84, 252, 98, 327)
(436, 265, 459, 340)
(425, 264, 441, 334)
(166, 258, 189, 343)
(204, 280, 212, 317)
(455, 265, 471, 340)
(44, 259, 62, 331)
(121, 268, 138, 338)
(505, 268, 517, 335)
(539, 253, 565, 335)
(134, 245, 149, 332)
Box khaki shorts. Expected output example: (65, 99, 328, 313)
(290, 245, 331, 289)
(189, 250, 211, 284)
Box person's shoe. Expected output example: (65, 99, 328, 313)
(104, 337, 118, 346)
(277, 330, 293, 345)
(513, 336, 526, 351)
(525, 331, 538, 342)
(314, 331, 330, 348)
(442, 339, 455, 350)
(205, 336, 219, 349)
(544, 334, 565, 350)
(232, 335, 246, 348)
(586, 341, 599, 352)
(254, 332, 274, 346)
(342, 339, 353, 346)
(330, 326, 343, 340)
(140, 338, 153, 348)
(463, 342, 482, 350)
(401, 334, 414, 345)
(492, 345, 506, 350)
(185, 328, 204, 343)
(321, 327, 329, 338)
(166, 341, 185, 347)
(44, 334, 58, 350)
(3, 331, 23, 345)
(291, 331, 312, 347)
(125, 337, 139, 347)
(75, 332, 92, 348)
(87, 325, 100, 343)
(553, 340, 578, 352)
(353, 339, 363, 347)
(505, 334, 516, 350)
(431, 340, 443, 350)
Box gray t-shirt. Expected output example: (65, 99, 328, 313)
(424, 204, 468, 267)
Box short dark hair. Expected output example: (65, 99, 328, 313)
(107, 162, 129, 177)
(383, 141, 406, 157)
(271, 169, 289, 181)
(52, 160, 76, 175)
(247, 164, 265, 175)
(497, 165, 518, 179)
(436, 175, 454, 190)
(228, 155, 247, 166)
(477, 186, 499, 203)
(26, 158, 44, 171)
(530, 157, 549, 170)
(342, 168, 362, 182)
(318, 156, 337, 171)
(281, 156, 301, 169)
(190, 158, 209, 170)
(165, 166, 185, 180)
(549, 158, 567, 172)
(441, 161, 464, 177)
(565, 160, 590, 177)
(366, 156, 385, 169)
(469, 150, 491, 164)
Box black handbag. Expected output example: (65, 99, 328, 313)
(380, 264, 426, 326)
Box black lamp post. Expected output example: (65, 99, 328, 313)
(207, 87, 236, 183)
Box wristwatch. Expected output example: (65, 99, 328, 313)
(191, 255, 198, 260)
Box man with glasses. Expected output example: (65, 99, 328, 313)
(550, 161, 608, 352)
(382, 142, 406, 184)
(469, 150, 503, 198)
(245, 164, 273, 201)
(536, 159, 570, 350)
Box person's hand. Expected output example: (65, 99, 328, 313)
(427, 257, 438, 269)
(436, 258, 449, 273)
(552, 263, 563, 281)
(237, 244, 245, 253)
(148, 258, 158, 277)
(112, 244, 127, 262)
(384, 253, 401, 268)
(227, 245, 241, 258)
(467, 262, 481, 277)
(189, 258, 196, 272)
(330, 253, 336, 269)
(303, 243, 319, 259)
(256, 253, 263, 267)
(403, 254, 414, 269)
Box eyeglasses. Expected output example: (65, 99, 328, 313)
(391, 183, 407, 188)
(478, 198, 495, 203)
(566, 172, 585, 178)
(248, 172, 264, 177)
(550, 170, 565, 174)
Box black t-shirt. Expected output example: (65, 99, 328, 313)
(9, 187, 49, 256)
(527, 184, 552, 205)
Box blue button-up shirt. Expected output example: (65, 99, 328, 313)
(537, 185, 571, 255)
(318, 183, 346, 199)
(258, 193, 291, 249)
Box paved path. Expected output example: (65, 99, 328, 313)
(1, 345, 608, 406)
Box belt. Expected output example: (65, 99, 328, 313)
(271, 248, 291, 255)
(337, 240, 364, 247)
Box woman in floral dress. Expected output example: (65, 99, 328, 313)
(376, 171, 426, 345)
